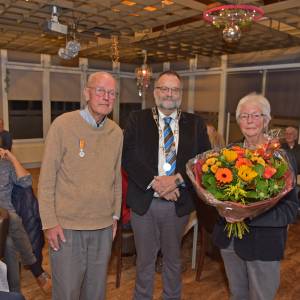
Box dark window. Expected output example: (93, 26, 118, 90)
(8, 100, 43, 139)
(51, 101, 80, 122)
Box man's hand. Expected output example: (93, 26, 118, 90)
(45, 224, 66, 251)
(152, 175, 177, 195)
(112, 219, 118, 240)
(163, 188, 180, 201)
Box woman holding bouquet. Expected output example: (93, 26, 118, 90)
(212, 93, 298, 300)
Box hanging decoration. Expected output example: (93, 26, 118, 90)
(111, 35, 120, 63)
(135, 50, 152, 97)
(203, 4, 264, 43)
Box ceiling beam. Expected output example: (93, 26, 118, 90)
(172, 0, 206, 12)
(263, 0, 300, 14)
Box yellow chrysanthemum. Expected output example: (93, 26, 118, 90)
(223, 149, 238, 163)
(251, 156, 266, 167)
(224, 184, 247, 200)
(202, 164, 209, 173)
(206, 157, 218, 166)
(211, 164, 219, 174)
(238, 165, 258, 182)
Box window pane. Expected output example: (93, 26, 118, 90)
(265, 69, 300, 118)
(226, 72, 263, 114)
(51, 101, 80, 122)
(9, 100, 43, 139)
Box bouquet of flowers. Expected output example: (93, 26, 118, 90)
(186, 140, 295, 239)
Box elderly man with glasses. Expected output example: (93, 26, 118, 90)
(123, 70, 210, 300)
(38, 72, 123, 300)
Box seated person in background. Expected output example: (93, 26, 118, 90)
(0, 261, 25, 300)
(0, 148, 51, 294)
(0, 119, 12, 151)
(282, 126, 300, 175)
(206, 123, 225, 150)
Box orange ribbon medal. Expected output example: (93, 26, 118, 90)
(79, 139, 85, 157)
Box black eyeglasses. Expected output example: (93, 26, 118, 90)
(88, 87, 117, 98)
(155, 86, 182, 95)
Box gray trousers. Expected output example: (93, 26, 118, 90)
(3, 237, 20, 292)
(50, 227, 113, 300)
(131, 198, 189, 300)
(221, 243, 280, 300)
(7, 212, 36, 266)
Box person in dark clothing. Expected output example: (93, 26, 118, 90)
(212, 93, 298, 300)
(0, 118, 12, 151)
(0, 148, 51, 294)
(282, 126, 300, 175)
(123, 71, 211, 300)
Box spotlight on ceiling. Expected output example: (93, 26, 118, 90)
(45, 5, 68, 35)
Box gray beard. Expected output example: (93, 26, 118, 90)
(155, 99, 181, 110)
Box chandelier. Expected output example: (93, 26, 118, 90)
(203, 4, 264, 43)
(135, 50, 152, 97)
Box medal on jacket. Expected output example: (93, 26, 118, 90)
(162, 162, 171, 172)
(152, 107, 181, 174)
(79, 139, 85, 157)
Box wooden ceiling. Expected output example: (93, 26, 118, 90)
(0, 0, 300, 63)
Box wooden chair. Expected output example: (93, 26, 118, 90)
(194, 199, 220, 281)
(114, 221, 135, 288)
(183, 211, 198, 269)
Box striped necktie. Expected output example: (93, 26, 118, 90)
(163, 117, 176, 176)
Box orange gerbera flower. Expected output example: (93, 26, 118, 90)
(215, 168, 233, 184)
(235, 157, 253, 168)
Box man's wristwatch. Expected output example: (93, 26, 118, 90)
(175, 177, 186, 189)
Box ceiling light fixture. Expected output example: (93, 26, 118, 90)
(46, 5, 68, 35)
(203, 4, 264, 43)
(58, 23, 80, 59)
(135, 50, 152, 97)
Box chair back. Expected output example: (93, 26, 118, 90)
(194, 199, 219, 234)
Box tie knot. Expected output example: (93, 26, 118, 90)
(164, 117, 172, 125)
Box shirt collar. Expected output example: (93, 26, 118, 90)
(157, 108, 178, 122)
(80, 105, 107, 128)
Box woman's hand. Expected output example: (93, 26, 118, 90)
(217, 207, 245, 223)
(0, 148, 16, 161)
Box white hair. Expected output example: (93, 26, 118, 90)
(236, 93, 271, 124)
(86, 72, 115, 86)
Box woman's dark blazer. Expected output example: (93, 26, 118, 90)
(213, 149, 299, 261)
